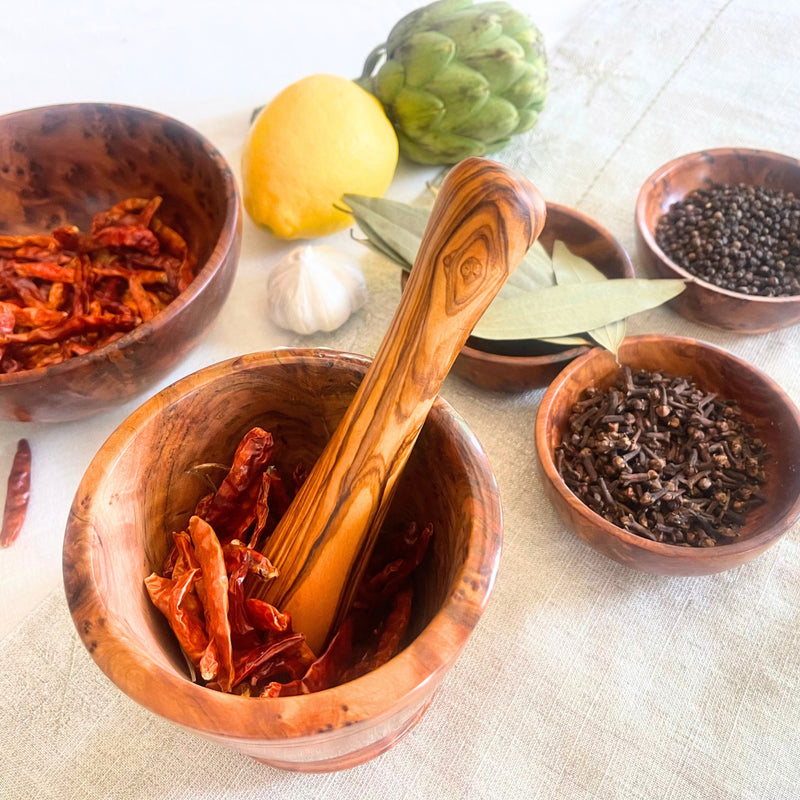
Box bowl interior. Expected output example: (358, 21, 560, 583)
(539, 336, 800, 550)
(64, 349, 501, 743)
(0, 103, 230, 267)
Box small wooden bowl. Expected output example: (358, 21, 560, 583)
(0, 103, 241, 422)
(401, 202, 633, 392)
(535, 335, 800, 575)
(63, 349, 502, 772)
(636, 147, 800, 333)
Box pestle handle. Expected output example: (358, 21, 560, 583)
(255, 157, 547, 653)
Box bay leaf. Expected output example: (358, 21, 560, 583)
(551, 240, 626, 353)
(341, 194, 425, 267)
(472, 279, 685, 341)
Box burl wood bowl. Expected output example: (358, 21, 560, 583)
(411, 202, 633, 392)
(535, 335, 800, 575)
(0, 103, 241, 422)
(63, 349, 502, 772)
(636, 147, 800, 333)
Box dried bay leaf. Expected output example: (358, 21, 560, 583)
(472, 279, 686, 341)
(341, 195, 425, 267)
(551, 240, 626, 354)
(342, 193, 685, 349)
(343, 193, 555, 290)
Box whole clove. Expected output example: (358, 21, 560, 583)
(556, 367, 769, 547)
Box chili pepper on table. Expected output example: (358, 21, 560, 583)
(1, 439, 32, 548)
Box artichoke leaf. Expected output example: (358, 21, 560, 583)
(454, 94, 519, 141)
(387, 0, 474, 55)
(430, 8, 504, 53)
(472, 279, 685, 341)
(394, 87, 446, 137)
(426, 62, 491, 130)
(502, 62, 544, 109)
(397, 31, 456, 86)
(373, 59, 405, 104)
(462, 34, 528, 93)
(400, 128, 487, 163)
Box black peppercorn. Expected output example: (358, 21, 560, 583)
(655, 182, 800, 297)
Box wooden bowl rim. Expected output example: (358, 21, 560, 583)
(63, 348, 502, 740)
(535, 334, 800, 562)
(635, 147, 800, 305)
(0, 102, 241, 389)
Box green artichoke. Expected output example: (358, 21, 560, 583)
(357, 0, 548, 165)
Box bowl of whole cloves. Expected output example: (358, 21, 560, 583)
(535, 335, 800, 575)
(636, 147, 800, 333)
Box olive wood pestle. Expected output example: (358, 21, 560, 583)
(254, 157, 547, 653)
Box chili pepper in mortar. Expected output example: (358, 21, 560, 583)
(144, 427, 432, 697)
(1, 438, 31, 547)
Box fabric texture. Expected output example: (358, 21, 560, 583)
(3, 1, 800, 798)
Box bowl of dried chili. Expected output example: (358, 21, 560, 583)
(63, 348, 502, 771)
(0, 102, 241, 422)
(536, 335, 800, 575)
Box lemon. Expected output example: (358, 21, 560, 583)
(242, 74, 399, 239)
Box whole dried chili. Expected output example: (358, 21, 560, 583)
(1, 439, 31, 548)
(144, 427, 433, 697)
(187, 515, 234, 692)
(0, 197, 195, 374)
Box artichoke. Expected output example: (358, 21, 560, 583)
(357, 0, 548, 165)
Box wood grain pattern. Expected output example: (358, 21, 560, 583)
(452, 202, 634, 391)
(636, 147, 800, 333)
(535, 335, 800, 575)
(62, 349, 502, 770)
(253, 158, 544, 653)
(0, 103, 241, 421)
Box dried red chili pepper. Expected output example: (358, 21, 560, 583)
(144, 568, 209, 666)
(357, 521, 433, 605)
(245, 598, 290, 633)
(0, 439, 31, 548)
(145, 428, 434, 697)
(188, 515, 234, 692)
(197, 428, 275, 544)
(231, 632, 305, 690)
(263, 619, 356, 698)
(0, 196, 195, 374)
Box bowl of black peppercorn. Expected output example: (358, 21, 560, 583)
(636, 147, 800, 333)
(535, 335, 800, 575)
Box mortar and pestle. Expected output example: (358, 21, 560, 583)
(63, 157, 546, 770)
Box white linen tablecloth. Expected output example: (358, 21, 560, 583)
(2, 1, 800, 798)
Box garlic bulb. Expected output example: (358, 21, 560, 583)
(266, 245, 368, 335)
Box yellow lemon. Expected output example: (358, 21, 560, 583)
(242, 74, 399, 239)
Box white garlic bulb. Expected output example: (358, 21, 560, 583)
(265, 245, 368, 335)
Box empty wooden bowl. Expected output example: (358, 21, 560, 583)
(636, 147, 800, 333)
(443, 202, 633, 391)
(0, 103, 241, 422)
(535, 335, 800, 575)
(63, 348, 502, 772)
